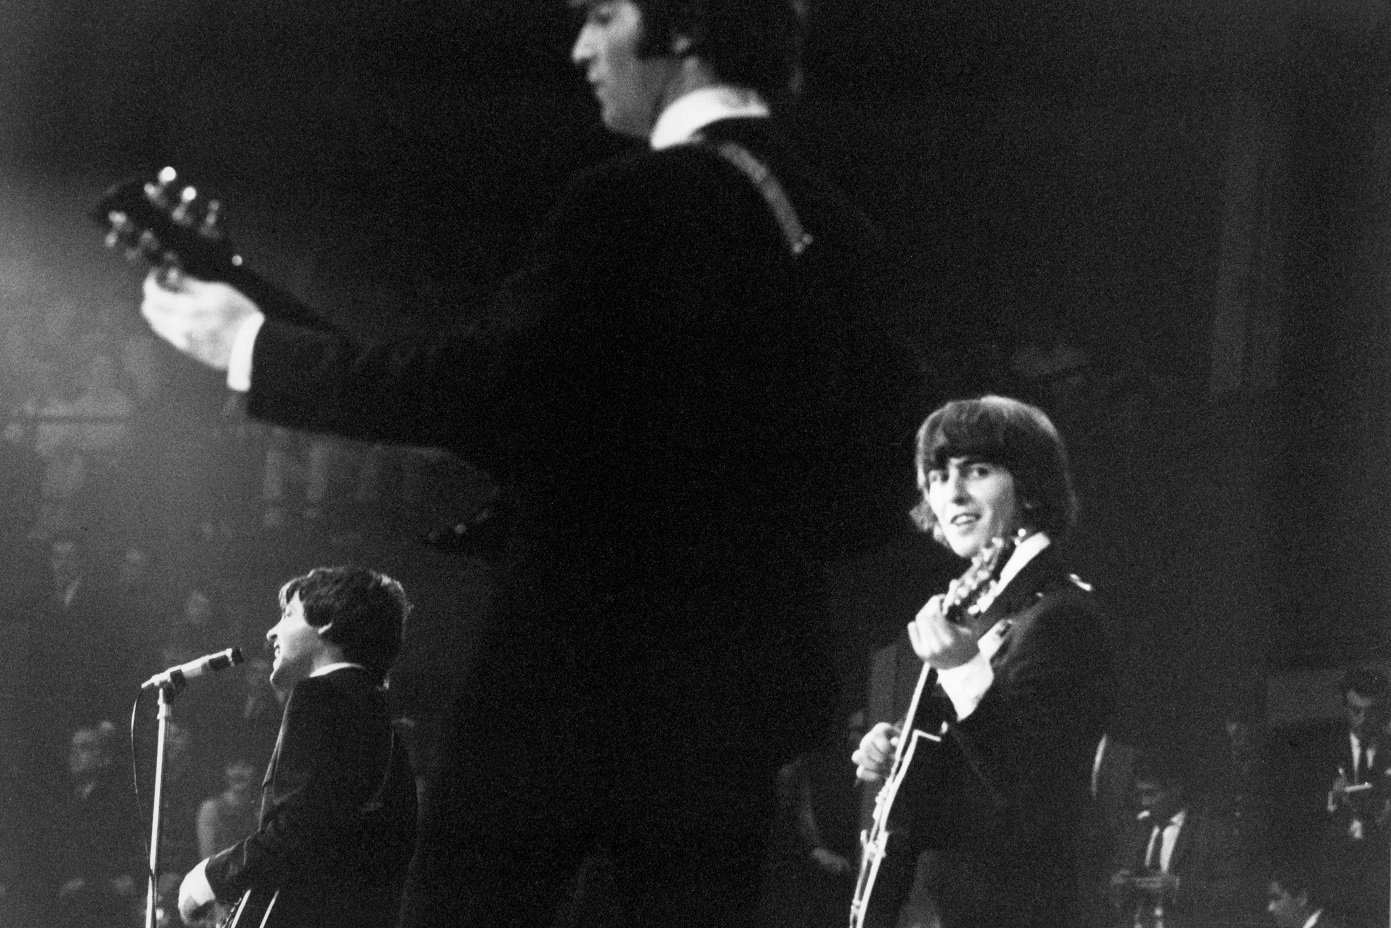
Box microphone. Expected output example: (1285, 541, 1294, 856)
(142, 647, 245, 690)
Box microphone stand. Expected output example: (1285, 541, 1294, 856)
(145, 677, 184, 928)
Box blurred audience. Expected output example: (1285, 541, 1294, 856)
(1107, 751, 1245, 928)
(1266, 857, 1350, 928)
(44, 721, 141, 928)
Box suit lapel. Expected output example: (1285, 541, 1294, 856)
(260, 708, 290, 824)
(978, 547, 1061, 624)
(973, 548, 1067, 666)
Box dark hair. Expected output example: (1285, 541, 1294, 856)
(279, 566, 410, 684)
(1342, 666, 1389, 701)
(629, 0, 804, 98)
(1132, 749, 1187, 792)
(910, 395, 1078, 545)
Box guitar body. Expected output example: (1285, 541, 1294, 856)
(848, 537, 1012, 928)
(220, 886, 281, 928)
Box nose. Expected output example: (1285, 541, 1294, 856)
(265, 626, 276, 645)
(571, 23, 594, 68)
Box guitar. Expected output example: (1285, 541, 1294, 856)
(219, 886, 280, 928)
(92, 166, 325, 329)
(847, 535, 1013, 928)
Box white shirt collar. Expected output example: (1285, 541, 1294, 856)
(311, 661, 364, 678)
(995, 531, 1050, 593)
(650, 85, 770, 150)
(1305, 910, 1324, 928)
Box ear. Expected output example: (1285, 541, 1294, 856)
(316, 620, 335, 640)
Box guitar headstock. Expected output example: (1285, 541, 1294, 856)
(93, 166, 245, 281)
(943, 535, 1011, 621)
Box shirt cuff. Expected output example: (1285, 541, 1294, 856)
(936, 650, 995, 721)
(226, 313, 266, 392)
(180, 858, 216, 909)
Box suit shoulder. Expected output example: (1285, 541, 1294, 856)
(284, 672, 368, 713)
(562, 145, 757, 215)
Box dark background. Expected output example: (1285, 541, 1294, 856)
(2, 0, 1390, 755)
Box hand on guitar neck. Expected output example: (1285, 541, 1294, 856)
(140, 272, 261, 372)
(850, 536, 1014, 786)
(94, 166, 325, 374)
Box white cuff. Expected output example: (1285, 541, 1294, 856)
(936, 649, 995, 721)
(180, 858, 216, 910)
(226, 313, 265, 392)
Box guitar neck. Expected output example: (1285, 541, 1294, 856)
(216, 263, 332, 333)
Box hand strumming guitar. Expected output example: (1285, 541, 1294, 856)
(852, 722, 900, 783)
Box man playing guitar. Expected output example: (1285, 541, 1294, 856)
(177, 567, 416, 928)
(850, 395, 1115, 928)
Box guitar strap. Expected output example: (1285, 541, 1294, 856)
(694, 136, 814, 257)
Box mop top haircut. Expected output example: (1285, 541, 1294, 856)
(278, 566, 410, 684)
(911, 395, 1078, 546)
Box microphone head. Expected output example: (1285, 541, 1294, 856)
(228, 646, 245, 667)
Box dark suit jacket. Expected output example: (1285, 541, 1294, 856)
(867, 546, 1115, 928)
(1274, 719, 1391, 845)
(1111, 806, 1244, 928)
(204, 667, 416, 928)
(239, 114, 924, 925)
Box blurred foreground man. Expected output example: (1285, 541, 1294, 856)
(140, 1, 924, 924)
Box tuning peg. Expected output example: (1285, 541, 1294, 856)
(104, 211, 132, 249)
(198, 199, 223, 239)
(170, 185, 200, 227)
(134, 228, 165, 264)
(144, 166, 179, 209)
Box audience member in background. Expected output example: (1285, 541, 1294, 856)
(1211, 704, 1278, 911)
(192, 757, 260, 926)
(45, 721, 140, 928)
(30, 533, 132, 737)
(1266, 858, 1350, 928)
(1312, 667, 1391, 928)
(110, 541, 169, 666)
(157, 583, 232, 670)
(196, 758, 260, 860)
(33, 352, 134, 534)
(0, 413, 48, 621)
(1080, 731, 1140, 928)
(158, 721, 209, 889)
(1108, 751, 1245, 928)
(760, 711, 864, 928)
(228, 655, 284, 760)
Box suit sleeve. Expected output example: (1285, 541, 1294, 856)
(241, 149, 796, 477)
(242, 159, 659, 469)
(202, 678, 367, 901)
(946, 590, 1114, 825)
